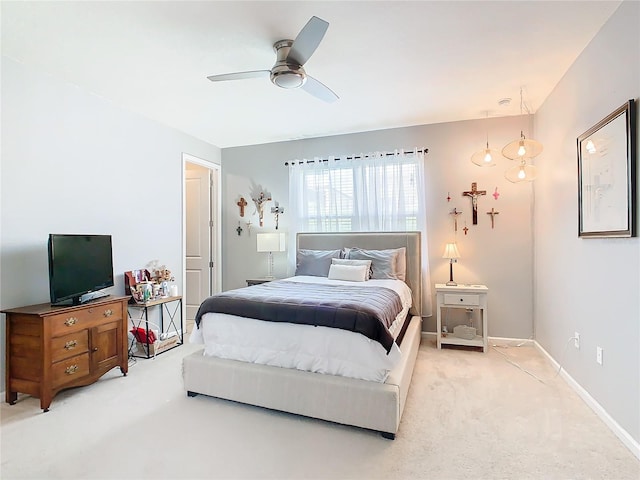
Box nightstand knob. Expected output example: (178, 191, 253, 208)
(64, 340, 78, 350)
(103, 309, 113, 317)
(65, 365, 79, 375)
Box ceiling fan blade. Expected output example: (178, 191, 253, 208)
(286, 16, 329, 66)
(301, 75, 338, 103)
(207, 70, 270, 82)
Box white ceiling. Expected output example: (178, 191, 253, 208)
(1, 1, 621, 148)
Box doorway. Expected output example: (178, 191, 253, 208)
(183, 154, 221, 334)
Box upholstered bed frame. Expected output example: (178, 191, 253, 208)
(182, 232, 422, 439)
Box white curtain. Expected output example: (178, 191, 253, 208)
(288, 149, 432, 316)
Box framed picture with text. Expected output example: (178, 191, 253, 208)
(577, 99, 636, 238)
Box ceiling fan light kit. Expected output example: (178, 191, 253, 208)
(207, 16, 338, 102)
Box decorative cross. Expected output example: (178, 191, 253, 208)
(237, 197, 248, 217)
(252, 192, 271, 227)
(492, 187, 500, 200)
(271, 205, 284, 230)
(236, 222, 243, 236)
(449, 208, 463, 232)
(446, 192, 451, 202)
(463, 182, 487, 225)
(463, 223, 469, 236)
(486, 207, 500, 229)
(245, 220, 252, 235)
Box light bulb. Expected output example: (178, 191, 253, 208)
(517, 141, 526, 157)
(518, 167, 526, 180)
(484, 150, 492, 163)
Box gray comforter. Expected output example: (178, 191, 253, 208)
(195, 280, 403, 353)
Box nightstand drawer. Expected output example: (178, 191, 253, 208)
(443, 293, 480, 306)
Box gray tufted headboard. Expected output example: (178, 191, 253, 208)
(297, 231, 422, 316)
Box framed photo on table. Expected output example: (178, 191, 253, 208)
(577, 99, 637, 238)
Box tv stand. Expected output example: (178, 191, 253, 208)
(2, 296, 129, 411)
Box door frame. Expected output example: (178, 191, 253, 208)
(181, 153, 222, 326)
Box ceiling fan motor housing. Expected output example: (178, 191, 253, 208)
(270, 39, 306, 89)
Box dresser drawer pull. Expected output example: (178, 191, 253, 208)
(103, 309, 113, 317)
(64, 317, 78, 327)
(64, 340, 78, 350)
(65, 365, 79, 375)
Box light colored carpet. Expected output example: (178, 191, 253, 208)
(1, 338, 638, 480)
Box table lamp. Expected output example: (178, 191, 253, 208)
(442, 242, 460, 286)
(256, 233, 286, 279)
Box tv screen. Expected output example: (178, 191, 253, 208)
(48, 234, 114, 306)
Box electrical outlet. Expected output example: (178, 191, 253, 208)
(574, 332, 580, 349)
(596, 346, 603, 365)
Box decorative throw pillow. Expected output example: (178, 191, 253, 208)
(332, 258, 373, 279)
(295, 249, 342, 277)
(327, 264, 369, 282)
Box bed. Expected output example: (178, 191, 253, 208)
(182, 232, 422, 439)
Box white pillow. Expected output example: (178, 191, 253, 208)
(331, 258, 373, 279)
(327, 264, 369, 282)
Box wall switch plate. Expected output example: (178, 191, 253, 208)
(596, 346, 603, 365)
(574, 332, 580, 349)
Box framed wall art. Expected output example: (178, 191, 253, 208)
(577, 99, 637, 238)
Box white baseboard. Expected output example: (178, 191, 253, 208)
(534, 340, 640, 461)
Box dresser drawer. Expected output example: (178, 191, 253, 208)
(51, 353, 90, 388)
(443, 293, 480, 306)
(51, 330, 89, 363)
(49, 302, 122, 336)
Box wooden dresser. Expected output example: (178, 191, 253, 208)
(3, 295, 129, 411)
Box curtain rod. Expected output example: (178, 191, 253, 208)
(284, 148, 429, 166)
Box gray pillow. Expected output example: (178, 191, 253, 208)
(295, 249, 342, 277)
(347, 248, 399, 280)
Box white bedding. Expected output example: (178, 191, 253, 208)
(190, 275, 412, 382)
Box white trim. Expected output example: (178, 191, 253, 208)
(534, 340, 640, 460)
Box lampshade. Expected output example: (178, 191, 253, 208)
(256, 233, 286, 253)
(442, 243, 460, 259)
(471, 142, 499, 167)
(505, 160, 537, 183)
(502, 131, 544, 160)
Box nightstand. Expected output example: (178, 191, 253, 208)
(435, 283, 488, 352)
(246, 278, 274, 286)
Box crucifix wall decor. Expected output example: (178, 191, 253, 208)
(449, 208, 463, 232)
(237, 197, 248, 217)
(462, 182, 487, 224)
(486, 208, 500, 229)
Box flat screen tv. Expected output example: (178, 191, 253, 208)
(48, 234, 114, 306)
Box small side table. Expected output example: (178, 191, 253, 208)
(246, 278, 275, 286)
(127, 296, 183, 358)
(435, 284, 488, 352)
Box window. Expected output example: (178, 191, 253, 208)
(289, 150, 424, 233)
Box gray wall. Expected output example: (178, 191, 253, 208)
(221, 115, 535, 338)
(0, 58, 221, 382)
(534, 1, 639, 444)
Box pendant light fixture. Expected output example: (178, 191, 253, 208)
(503, 88, 543, 183)
(471, 111, 498, 167)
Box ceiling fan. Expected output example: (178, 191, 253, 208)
(207, 16, 338, 103)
